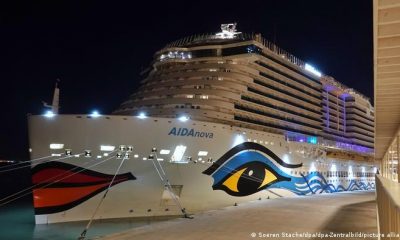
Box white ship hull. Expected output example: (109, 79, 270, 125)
(28, 115, 376, 224)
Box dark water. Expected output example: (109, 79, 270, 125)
(0, 200, 174, 240)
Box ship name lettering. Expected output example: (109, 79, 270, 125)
(168, 127, 214, 139)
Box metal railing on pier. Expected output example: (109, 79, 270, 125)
(376, 174, 400, 238)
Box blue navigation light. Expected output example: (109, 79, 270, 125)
(90, 110, 101, 118)
(44, 110, 55, 118)
(178, 115, 189, 122)
(137, 112, 147, 119)
(307, 136, 317, 144)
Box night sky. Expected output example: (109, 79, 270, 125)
(0, 0, 373, 161)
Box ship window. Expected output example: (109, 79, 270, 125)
(50, 143, 64, 150)
(171, 145, 187, 163)
(160, 149, 170, 155)
(192, 49, 217, 58)
(100, 145, 115, 151)
(198, 151, 208, 156)
(221, 45, 261, 56)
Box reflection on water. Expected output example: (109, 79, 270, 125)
(0, 202, 176, 240)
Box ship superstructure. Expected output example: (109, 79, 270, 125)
(115, 23, 374, 154)
(27, 24, 376, 224)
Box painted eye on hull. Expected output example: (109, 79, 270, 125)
(203, 142, 300, 197)
(214, 161, 289, 196)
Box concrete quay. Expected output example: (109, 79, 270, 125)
(98, 191, 377, 240)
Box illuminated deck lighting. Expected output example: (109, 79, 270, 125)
(44, 110, 55, 118)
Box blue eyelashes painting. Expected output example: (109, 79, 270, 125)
(203, 142, 375, 197)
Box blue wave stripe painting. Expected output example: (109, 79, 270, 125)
(203, 142, 375, 197)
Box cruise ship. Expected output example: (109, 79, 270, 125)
(28, 23, 376, 224)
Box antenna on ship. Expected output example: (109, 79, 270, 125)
(42, 79, 60, 114)
(273, 23, 277, 52)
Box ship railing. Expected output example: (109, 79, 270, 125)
(321, 139, 374, 155)
(162, 31, 371, 102)
(322, 76, 371, 102)
(163, 32, 307, 71)
(252, 33, 307, 70)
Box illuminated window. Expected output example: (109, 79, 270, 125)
(100, 145, 115, 151)
(198, 151, 208, 156)
(159, 51, 192, 61)
(171, 145, 187, 163)
(50, 143, 64, 150)
(160, 149, 170, 155)
(199, 95, 208, 99)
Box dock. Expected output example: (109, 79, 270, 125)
(99, 191, 377, 240)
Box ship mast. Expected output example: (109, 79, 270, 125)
(51, 80, 60, 114)
(43, 79, 60, 114)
